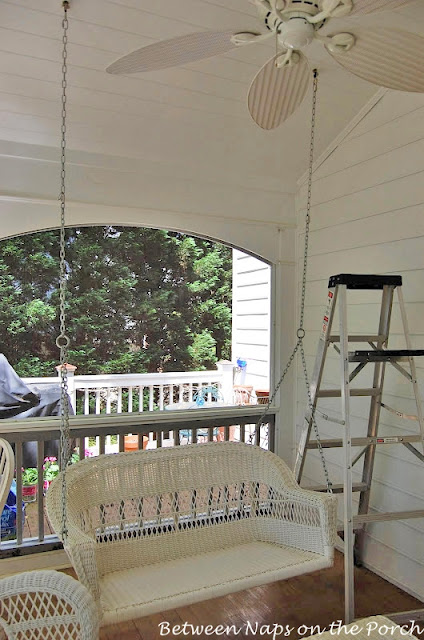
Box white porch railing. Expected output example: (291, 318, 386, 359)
(22, 361, 236, 415)
(0, 407, 276, 559)
(22, 362, 240, 455)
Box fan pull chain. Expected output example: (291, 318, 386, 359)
(56, 0, 71, 541)
(253, 70, 332, 494)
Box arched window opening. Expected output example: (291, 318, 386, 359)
(0, 225, 274, 551)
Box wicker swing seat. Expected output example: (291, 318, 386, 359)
(47, 442, 337, 626)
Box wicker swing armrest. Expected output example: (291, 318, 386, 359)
(273, 486, 337, 550)
(64, 526, 101, 608)
(46, 479, 101, 607)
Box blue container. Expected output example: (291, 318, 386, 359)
(1, 479, 24, 540)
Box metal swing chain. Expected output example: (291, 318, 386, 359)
(253, 70, 319, 433)
(254, 71, 332, 493)
(299, 70, 332, 493)
(57, 0, 71, 540)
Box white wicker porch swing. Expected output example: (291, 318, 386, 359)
(3, 0, 337, 633)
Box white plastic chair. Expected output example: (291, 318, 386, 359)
(0, 438, 14, 516)
(0, 570, 99, 639)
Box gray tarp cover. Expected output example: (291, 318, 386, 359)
(0, 354, 73, 466)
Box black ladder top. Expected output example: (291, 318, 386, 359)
(328, 274, 402, 290)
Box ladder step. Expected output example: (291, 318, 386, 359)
(307, 435, 422, 449)
(349, 349, 424, 363)
(328, 273, 402, 290)
(337, 511, 424, 532)
(317, 388, 380, 398)
(337, 521, 362, 533)
(305, 482, 367, 494)
(353, 510, 424, 524)
(329, 334, 384, 343)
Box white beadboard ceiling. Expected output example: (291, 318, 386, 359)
(0, 0, 423, 199)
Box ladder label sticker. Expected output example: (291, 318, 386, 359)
(320, 291, 334, 339)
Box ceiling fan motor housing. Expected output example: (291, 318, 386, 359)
(279, 17, 316, 49)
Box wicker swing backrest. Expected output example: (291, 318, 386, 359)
(0, 570, 99, 640)
(0, 438, 14, 516)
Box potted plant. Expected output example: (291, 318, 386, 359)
(70, 448, 94, 464)
(43, 457, 60, 492)
(22, 467, 38, 503)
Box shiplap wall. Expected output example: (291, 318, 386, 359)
(232, 249, 271, 392)
(295, 90, 424, 600)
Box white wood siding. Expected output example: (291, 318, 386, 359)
(232, 249, 271, 392)
(295, 91, 424, 601)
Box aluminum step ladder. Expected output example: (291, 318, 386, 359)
(294, 274, 424, 624)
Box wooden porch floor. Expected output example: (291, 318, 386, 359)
(12, 505, 424, 639)
(96, 553, 424, 640)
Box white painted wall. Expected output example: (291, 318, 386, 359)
(296, 90, 424, 601)
(232, 249, 271, 393)
(0, 140, 295, 265)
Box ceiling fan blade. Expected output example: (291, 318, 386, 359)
(326, 28, 424, 92)
(248, 52, 310, 130)
(106, 30, 242, 74)
(349, 0, 416, 15)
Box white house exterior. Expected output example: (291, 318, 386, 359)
(231, 249, 271, 393)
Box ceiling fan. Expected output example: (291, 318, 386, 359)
(106, 0, 424, 130)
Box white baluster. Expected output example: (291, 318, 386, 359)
(84, 389, 89, 415)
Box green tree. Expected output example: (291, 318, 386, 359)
(0, 233, 59, 368)
(0, 227, 232, 376)
(188, 329, 217, 370)
(177, 235, 232, 362)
